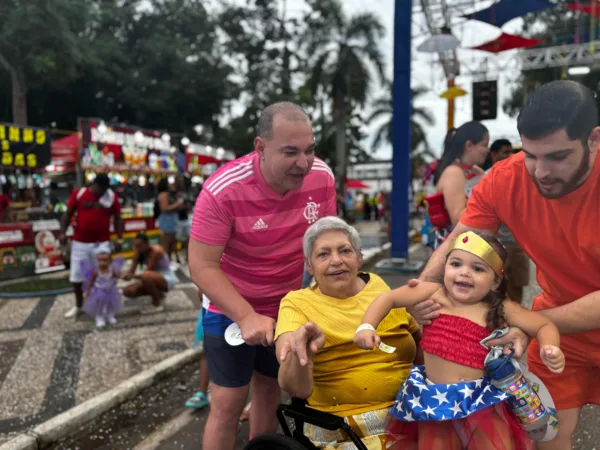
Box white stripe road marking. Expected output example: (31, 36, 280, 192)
(133, 409, 197, 450)
(205, 160, 253, 191)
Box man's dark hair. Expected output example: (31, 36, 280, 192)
(257, 102, 310, 140)
(490, 139, 512, 153)
(517, 80, 598, 145)
(135, 233, 149, 243)
(94, 173, 110, 189)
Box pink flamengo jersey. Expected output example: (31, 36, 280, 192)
(191, 152, 337, 319)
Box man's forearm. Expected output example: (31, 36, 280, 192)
(278, 354, 314, 399)
(539, 290, 600, 334)
(419, 237, 452, 282)
(192, 266, 255, 322)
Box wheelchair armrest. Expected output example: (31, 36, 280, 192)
(278, 403, 344, 431)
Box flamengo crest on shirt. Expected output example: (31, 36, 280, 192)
(303, 199, 320, 224)
(252, 218, 268, 230)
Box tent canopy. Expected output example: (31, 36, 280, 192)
(463, 0, 554, 27)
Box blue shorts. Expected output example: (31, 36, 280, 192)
(203, 310, 279, 388)
(158, 212, 178, 234)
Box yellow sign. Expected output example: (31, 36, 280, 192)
(0, 123, 50, 169)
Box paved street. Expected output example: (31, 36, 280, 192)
(0, 265, 201, 445)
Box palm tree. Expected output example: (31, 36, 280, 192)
(368, 85, 435, 152)
(303, 0, 386, 192)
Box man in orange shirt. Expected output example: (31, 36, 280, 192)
(410, 80, 600, 449)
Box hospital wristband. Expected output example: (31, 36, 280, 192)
(355, 323, 376, 334)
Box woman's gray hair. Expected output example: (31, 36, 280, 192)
(303, 217, 362, 264)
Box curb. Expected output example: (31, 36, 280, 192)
(0, 348, 202, 450)
(0, 288, 74, 299)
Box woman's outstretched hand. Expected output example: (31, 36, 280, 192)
(405, 279, 441, 325)
(279, 322, 325, 368)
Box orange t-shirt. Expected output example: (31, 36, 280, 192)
(461, 152, 600, 341)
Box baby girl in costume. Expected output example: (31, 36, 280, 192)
(354, 231, 564, 449)
(82, 249, 125, 329)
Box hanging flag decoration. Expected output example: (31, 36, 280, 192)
(564, 3, 600, 18)
(463, 0, 555, 28)
(471, 32, 544, 53)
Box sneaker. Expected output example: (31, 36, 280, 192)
(64, 307, 82, 318)
(95, 316, 106, 328)
(185, 392, 209, 409)
(140, 305, 165, 315)
(106, 314, 117, 325)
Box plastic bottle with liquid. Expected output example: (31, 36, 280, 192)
(486, 353, 549, 441)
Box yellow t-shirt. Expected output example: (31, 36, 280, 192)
(275, 273, 419, 417)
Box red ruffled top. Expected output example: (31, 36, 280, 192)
(420, 314, 492, 370)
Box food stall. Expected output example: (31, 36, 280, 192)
(185, 142, 235, 197)
(77, 118, 180, 257)
(0, 122, 63, 280)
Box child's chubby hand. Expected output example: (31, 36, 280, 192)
(354, 330, 381, 350)
(540, 345, 565, 374)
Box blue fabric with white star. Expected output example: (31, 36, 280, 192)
(391, 365, 510, 422)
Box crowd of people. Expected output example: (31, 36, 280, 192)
(56, 79, 600, 449)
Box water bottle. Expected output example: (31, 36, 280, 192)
(486, 351, 549, 441)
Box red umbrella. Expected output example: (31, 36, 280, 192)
(346, 179, 371, 189)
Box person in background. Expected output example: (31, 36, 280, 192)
(0, 183, 12, 223)
(482, 138, 514, 171)
(122, 233, 178, 314)
(156, 178, 183, 263)
(60, 174, 123, 318)
(484, 139, 530, 304)
(176, 175, 191, 263)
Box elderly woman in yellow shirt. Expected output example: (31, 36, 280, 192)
(275, 217, 422, 450)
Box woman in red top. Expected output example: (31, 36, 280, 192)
(425, 122, 490, 248)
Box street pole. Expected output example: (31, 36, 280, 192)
(390, 0, 411, 260)
(376, 0, 423, 272)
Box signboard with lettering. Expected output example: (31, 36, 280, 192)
(32, 219, 65, 274)
(0, 123, 50, 169)
(78, 119, 178, 173)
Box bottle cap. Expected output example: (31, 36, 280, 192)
(486, 349, 517, 380)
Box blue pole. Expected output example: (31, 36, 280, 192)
(390, 0, 412, 259)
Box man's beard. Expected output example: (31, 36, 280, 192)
(533, 146, 590, 199)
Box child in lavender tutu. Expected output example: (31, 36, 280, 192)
(82, 250, 124, 328)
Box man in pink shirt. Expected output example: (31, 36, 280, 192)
(189, 102, 337, 449)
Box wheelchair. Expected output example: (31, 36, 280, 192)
(243, 398, 368, 450)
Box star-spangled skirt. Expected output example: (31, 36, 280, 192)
(387, 365, 532, 449)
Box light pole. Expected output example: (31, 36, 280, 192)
(377, 0, 423, 272)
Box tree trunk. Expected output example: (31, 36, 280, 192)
(0, 53, 27, 125)
(11, 70, 28, 125)
(333, 89, 346, 195)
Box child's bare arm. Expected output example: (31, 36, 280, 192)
(504, 300, 564, 373)
(85, 271, 98, 297)
(361, 282, 442, 329)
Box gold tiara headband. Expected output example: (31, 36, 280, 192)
(448, 231, 504, 277)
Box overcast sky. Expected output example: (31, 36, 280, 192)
(258, 0, 529, 159)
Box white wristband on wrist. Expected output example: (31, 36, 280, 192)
(355, 323, 376, 334)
